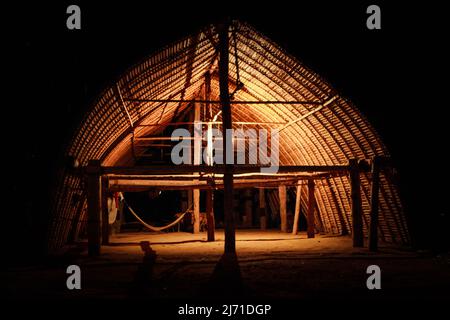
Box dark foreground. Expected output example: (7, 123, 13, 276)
(4, 231, 450, 316)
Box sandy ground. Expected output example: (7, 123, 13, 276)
(4, 230, 450, 301)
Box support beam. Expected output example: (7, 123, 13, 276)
(187, 106, 194, 223)
(108, 179, 306, 192)
(101, 176, 109, 245)
(206, 189, 215, 241)
(204, 70, 215, 241)
(106, 172, 335, 180)
(86, 160, 102, 256)
(369, 156, 381, 251)
(350, 159, 364, 247)
(259, 188, 267, 230)
(205, 71, 214, 167)
(102, 164, 351, 175)
(219, 21, 235, 254)
(124, 98, 322, 105)
(193, 189, 200, 233)
(279, 185, 287, 232)
(193, 101, 201, 234)
(136, 121, 287, 127)
(292, 182, 301, 235)
(307, 180, 315, 238)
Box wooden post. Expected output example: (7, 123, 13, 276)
(259, 188, 267, 230)
(369, 156, 381, 251)
(204, 72, 215, 241)
(244, 189, 253, 227)
(206, 189, 215, 241)
(86, 160, 102, 256)
(307, 179, 315, 238)
(193, 101, 201, 234)
(101, 176, 109, 245)
(292, 182, 301, 235)
(279, 185, 287, 232)
(219, 21, 235, 254)
(193, 189, 200, 233)
(349, 159, 364, 247)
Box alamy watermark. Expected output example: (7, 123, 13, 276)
(66, 264, 81, 290)
(366, 5, 381, 30)
(366, 264, 381, 289)
(66, 5, 81, 30)
(170, 124, 279, 173)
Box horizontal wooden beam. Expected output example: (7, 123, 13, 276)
(135, 121, 286, 127)
(124, 98, 322, 105)
(109, 177, 299, 187)
(105, 169, 353, 191)
(101, 164, 350, 175)
(108, 179, 302, 192)
(105, 172, 340, 181)
(134, 137, 258, 141)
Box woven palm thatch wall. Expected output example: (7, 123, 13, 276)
(48, 21, 409, 251)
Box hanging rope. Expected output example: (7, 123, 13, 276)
(230, 23, 244, 100)
(232, 24, 241, 86)
(123, 197, 192, 232)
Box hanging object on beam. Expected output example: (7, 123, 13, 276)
(229, 21, 244, 100)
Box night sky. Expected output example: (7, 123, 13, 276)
(6, 1, 449, 257)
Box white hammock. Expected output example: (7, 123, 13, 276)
(123, 198, 191, 232)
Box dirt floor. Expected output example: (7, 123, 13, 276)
(4, 230, 450, 301)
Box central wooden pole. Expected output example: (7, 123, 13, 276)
(219, 21, 235, 254)
(204, 70, 215, 241)
(193, 101, 201, 234)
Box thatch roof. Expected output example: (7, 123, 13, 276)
(49, 21, 409, 250)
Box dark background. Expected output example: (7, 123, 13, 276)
(5, 1, 449, 259)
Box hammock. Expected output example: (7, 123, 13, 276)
(123, 198, 192, 232)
